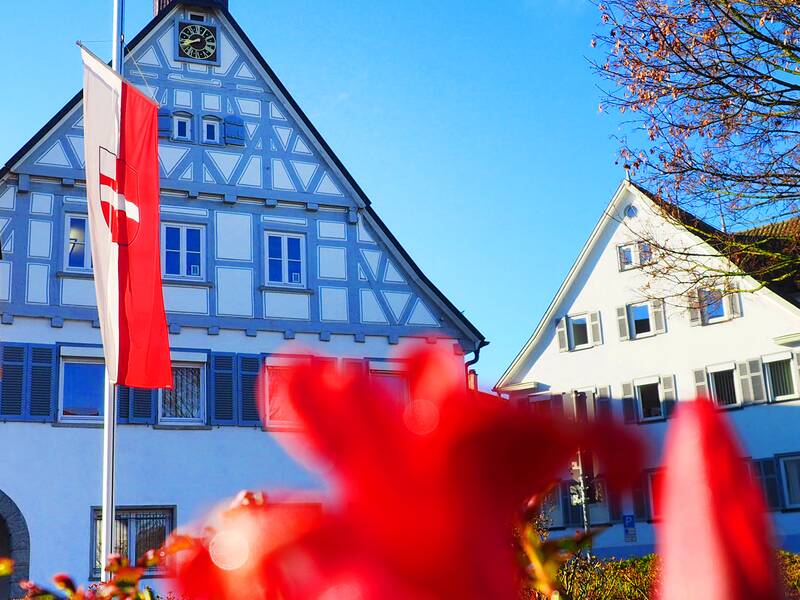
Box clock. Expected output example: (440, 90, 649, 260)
(176, 21, 219, 64)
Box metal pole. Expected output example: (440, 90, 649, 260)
(576, 449, 592, 559)
(101, 0, 124, 582)
(100, 376, 117, 582)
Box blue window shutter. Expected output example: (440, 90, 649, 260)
(158, 107, 172, 137)
(224, 116, 245, 146)
(28, 345, 56, 420)
(117, 386, 131, 424)
(342, 358, 369, 378)
(210, 353, 236, 425)
(130, 388, 156, 424)
(0, 344, 25, 419)
(753, 458, 782, 511)
(607, 484, 622, 522)
(238, 354, 262, 425)
(632, 473, 650, 521)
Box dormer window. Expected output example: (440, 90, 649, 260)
(173, 114, 192, 141)
(188, 11, 206, 21)
(202, 117, 221, 144)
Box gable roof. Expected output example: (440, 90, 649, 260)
(0, 0, 486, 349)
(494, 179, 800, 391)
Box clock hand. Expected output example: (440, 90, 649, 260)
(180, 37, 201, 46)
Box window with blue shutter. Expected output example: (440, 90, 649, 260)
(0, 344, 25, 419)
(239, 354, 262, 426)
(210, 353, 236, 425)
(29, 346, 56, 420)
(224, 115, 245, 146)
(130, 388, 156, 424)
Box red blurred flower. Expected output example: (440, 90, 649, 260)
(658, 398, 780, 600)
(174, 344, 643, 599)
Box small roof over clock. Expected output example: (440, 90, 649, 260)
(154, 0, 229, 16)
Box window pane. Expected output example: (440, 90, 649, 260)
(186, 228, 201, 252)
(268, 235, 282, 259)
(186, 251, 201, 277)
(638, 383, 662, 419)
(287, 259, 302, 284)
(785, 459, 800, 506)
(94, 515, 129, 573)
(574, 392, 589, 423)
(638, 242, 652, 264)
(619, 246, 633, 267)
(267, 366, 298, 423)
(205, 122, 216, 141)
(372, 372, 409, 409)
(165, 250, 181, 275)
(287, 237, 301, 260)
(711, 370, 737, 406)
(133, 513, 169, 564)
(165, 226, 181, 251)
(701, 289, 724, 320)
(63, 362, 104, 417)
(571, 317, 589, 347)
(769, 359, 794, 398)
(177, 120, 188, 138)
(268, 258, 283, 283)
(631, 304, 651, 335)
(162, 366, 202, 419)
(68, 217, 87, 268)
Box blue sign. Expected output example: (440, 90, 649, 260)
(623, 514, 637, 542)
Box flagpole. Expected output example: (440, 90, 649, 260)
(100, 0, 124, 583)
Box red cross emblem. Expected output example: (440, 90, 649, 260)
(99, 147, 141, 246)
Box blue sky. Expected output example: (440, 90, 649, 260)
(0, 0, 628, 387)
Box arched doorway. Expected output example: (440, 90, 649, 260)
(0, 491, 29, 600)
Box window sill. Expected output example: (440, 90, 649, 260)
(264, 422, 303, 432)
(568, 344, 595, 353)
(56, 270, 93, 280)
(260, 285, 314, 295)
(162, 278, 213, 288)
(770, 396, 800, 404)
(637, 417, 666, 425)
(154, 423, 212, 430)
(53, 420, 103, 428)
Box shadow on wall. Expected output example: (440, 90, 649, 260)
(0, 490, 29, 600)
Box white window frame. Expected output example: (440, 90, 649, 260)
(58, 356, 106, 423)
(172, 114, 192, 141)
(628, 302, 654, 339)
(568, 314, 591, 351)
(158, 362, 206, 425)
(699, 288, 727, 324)
(161, 223, 205, 280)
(264, 231, 306, 288)
(706, 361, 740, 409)
(201, 117, 221, 144)
(780, 455, 800, 509)
(617, 241, 652, 271)
(262, 355, 312, 428)
(763, 352, 798, 402)
(64, 213, 92, 271)
(634, 376, 663, 422)
(187, 11, 206, 21)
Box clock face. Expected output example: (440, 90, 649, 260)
(177, 22, 218, 62)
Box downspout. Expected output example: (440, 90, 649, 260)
(464, 340, 487, 390)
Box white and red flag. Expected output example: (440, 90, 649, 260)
(81, 48, 172, 388)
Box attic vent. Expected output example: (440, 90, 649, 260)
(154, 0, 229, 16)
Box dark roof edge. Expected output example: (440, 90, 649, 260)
(0, 0, 487, 346)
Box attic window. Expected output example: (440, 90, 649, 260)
(188, 12, 206, 21)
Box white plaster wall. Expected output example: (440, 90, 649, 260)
(504, 188, 800, 554)
(0, 318, 461, 587)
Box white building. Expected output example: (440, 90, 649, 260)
(495, 180, 800, 557)
(0, 1, 485, 596)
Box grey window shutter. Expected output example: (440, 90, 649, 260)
(616, 306, 630, 341)
(622, 382, 638, 423)
(562, 391, 575, 421)
(0, 345, 25, 418)
(739, 358, 766, 404)
(211, 353, 236, 425)
(239, 354, 262, 425)
(29, 346, 56, 420)
(727, 292, 742, 318)
(652, 300, 666, 334)
(688, 290, 702, 326)
(596, 386, 612, 420)
(555, 318, 569, 352)
(550, 393, 564, 416)
(693, 369, 709, 399)
(661, 374, 677, 418)
(753, 458, 782, 511)
(589, 311, 603, 346)
(617, 246, 628, 271)
(632, 473, 650, 521)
